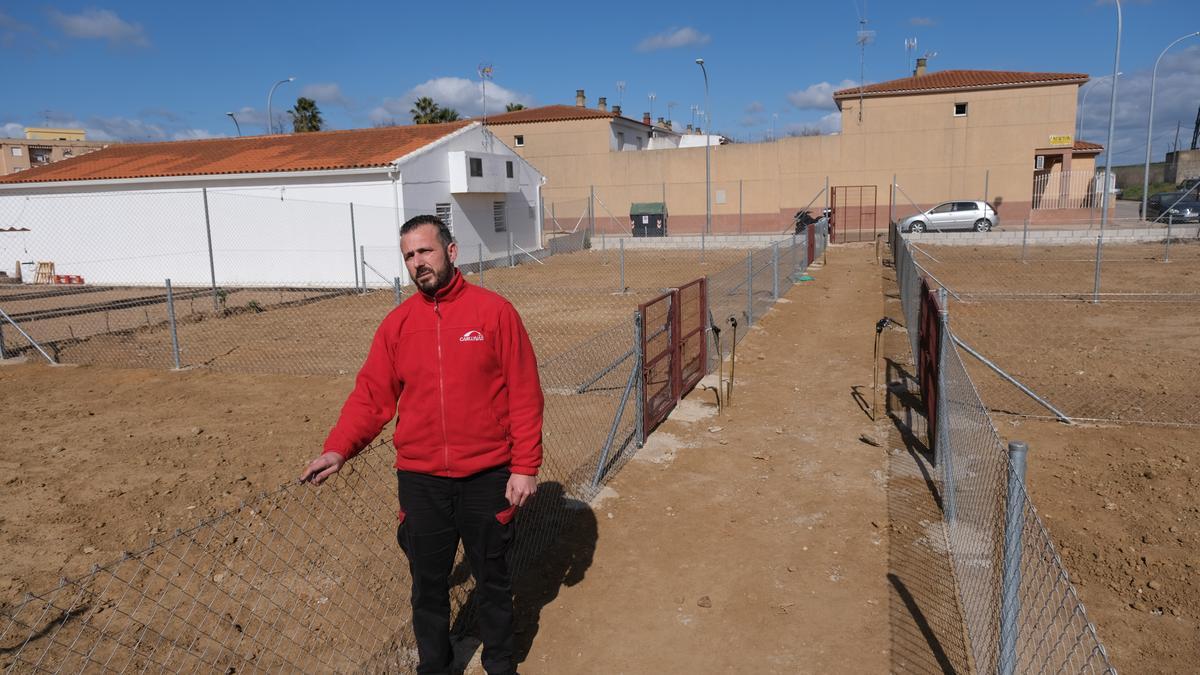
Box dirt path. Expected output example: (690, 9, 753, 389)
(514, 246, 893, 673)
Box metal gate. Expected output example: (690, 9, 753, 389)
(830, 185, 878, 243)
(639, 277, 708, 432)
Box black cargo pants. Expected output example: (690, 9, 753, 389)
(396, 466, 517, 675)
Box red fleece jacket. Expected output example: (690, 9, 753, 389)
(323, 270, 544, 477)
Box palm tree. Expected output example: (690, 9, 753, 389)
(288, 97, 324, 132)
(411, 97, 440, 124)
(505, 103, 526, 112)
(434, 107, 460, 122)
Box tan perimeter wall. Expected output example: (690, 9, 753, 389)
(525, 83, 1084, 235)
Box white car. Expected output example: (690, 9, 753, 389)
(899, 201, 998, 233)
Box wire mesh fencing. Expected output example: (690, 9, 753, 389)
(901, 230, 1200, 426)
(891, 225, 1116, 674)
(1, 189, 824, 672)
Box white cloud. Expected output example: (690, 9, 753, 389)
(300, 82, 349, 108)
(172, 129, 217, 141)
(1078, 45, 1200, 164)
(48, 8, 149, 47)
(782, 112, 841, 137)
(787, 80, 858, 111)
(369, 77, 533, 123)
(745, 101, 765, 114)
(2, 122, 24, 138)
(636, 26, 711, 52)
(909, 17, 935, 26)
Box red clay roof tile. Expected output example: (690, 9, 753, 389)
(833, 70, 1088, 100)
(0, 121, 473, 184)
(481, 104, 648, 127)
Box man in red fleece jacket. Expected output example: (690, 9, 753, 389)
(301, 214, 543, 675)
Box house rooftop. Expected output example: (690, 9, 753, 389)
(0, 121, 474, 184)
(833, 70, 1089, 104)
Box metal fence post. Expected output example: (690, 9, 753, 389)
(1092, 236, 1103, 304)
(634, 310, 645, 447)
(999, 440, 1029, 675)
(1165, 215, 1173, 262)
(890, 173, 896, 225)
(201, 188, 219, 311)
(937, 287, 956, 524)
(165, 278, 182, 370)
(738, 179, 743, 234)
(790, 233, 797, 276)
(0, 321, 7, 360)
(771, 242, 779, 299)
(619, 237, 625, 291)
(1021, 218, 1029, 262)
(700, 228, 706, 264)
(478, 242, 485, 287)
(393, 277, 402, 306)
(508, 231, 514, 267)
(746, 252, 754, 325)
(589, 184, 595, 236)
(350, 203, 359, 289)
(359, 245, 367, 294)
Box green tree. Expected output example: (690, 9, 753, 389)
(434, 106, 460, 122)
(505, 103, 526, 112)
(411, 97, 440, 124)
(288, 97, 324, 133)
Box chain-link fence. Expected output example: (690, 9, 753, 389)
(898, 227, 1200, 426)
(891, 225, 1116, 674)
(1, 189, 825, 672)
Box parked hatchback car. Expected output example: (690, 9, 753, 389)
(1141, 191, 1200, 223)
(899, 200, 998, 233)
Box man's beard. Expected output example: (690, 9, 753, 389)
(415, 264, 453, 294)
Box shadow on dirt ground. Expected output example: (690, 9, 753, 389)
(880, 261, 973, 674)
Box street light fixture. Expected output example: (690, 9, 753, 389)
(1142, 32, 1200, 220)
(1099, 0, 1121, 235)
(1077, 71, 1120, 142)
(267, 77, 295, 135)
(696, 58, 711, 235)
(225, 112, 242, 137)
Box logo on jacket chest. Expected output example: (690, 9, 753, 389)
(459, 329, 485, 343)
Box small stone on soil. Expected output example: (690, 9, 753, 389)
(697, 596, 712, 608)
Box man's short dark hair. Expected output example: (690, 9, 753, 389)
(401, 215, 454, 247)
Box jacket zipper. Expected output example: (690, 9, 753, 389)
(434, 297, 450, 472)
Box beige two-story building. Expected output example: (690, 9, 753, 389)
(1, 128, 111, 176)
(479, 65, 1100, 236)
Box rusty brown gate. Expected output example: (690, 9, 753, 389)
(830, 185, 879, 243)
(640, 277, 708, 432)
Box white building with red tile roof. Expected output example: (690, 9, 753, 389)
(0, 122, 545, 287)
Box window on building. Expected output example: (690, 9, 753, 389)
(954, 102, 968, 117)
(469, 157, 483, 177)
(506, 161, 514, 179)
(514, 135, 524, 147)
(435, 203, 453, 233)
(493, 201, 507, 232)
(29, 147, 51, 165)
(10, 147, 22, 157)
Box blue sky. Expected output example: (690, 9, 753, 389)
(1, 1, 1197, 165)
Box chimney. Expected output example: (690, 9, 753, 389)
(657, 117, 665, 126)
(598, 97, 607, 112)
(576, 89, 586, 107)
(612, 105, 622, 116)
(643, 112, 652, 125)
(914, 57, 927, 77)
(686, 123, 694, 133)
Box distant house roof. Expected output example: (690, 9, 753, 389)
(1072, 140, 1103, 152)
(832, 70, 1089, 103)
(482, 104, 650, 128)
(0, 121, 474, 184)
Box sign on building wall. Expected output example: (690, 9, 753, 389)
(1048, 135, 1073, 147)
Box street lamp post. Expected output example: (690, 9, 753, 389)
(696, 58, 711, 235)
(1142, 32, 1200, 220)
(1077, 72, 1120, 142)
(225, 112, 242, 137)
(267, 77, 295, 134)
(1099, 0, 1121, 235)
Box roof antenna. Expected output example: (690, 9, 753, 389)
(904, 37, 917, 74)
(855, 2, 875, 124)
(478, 63, 493, 150)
